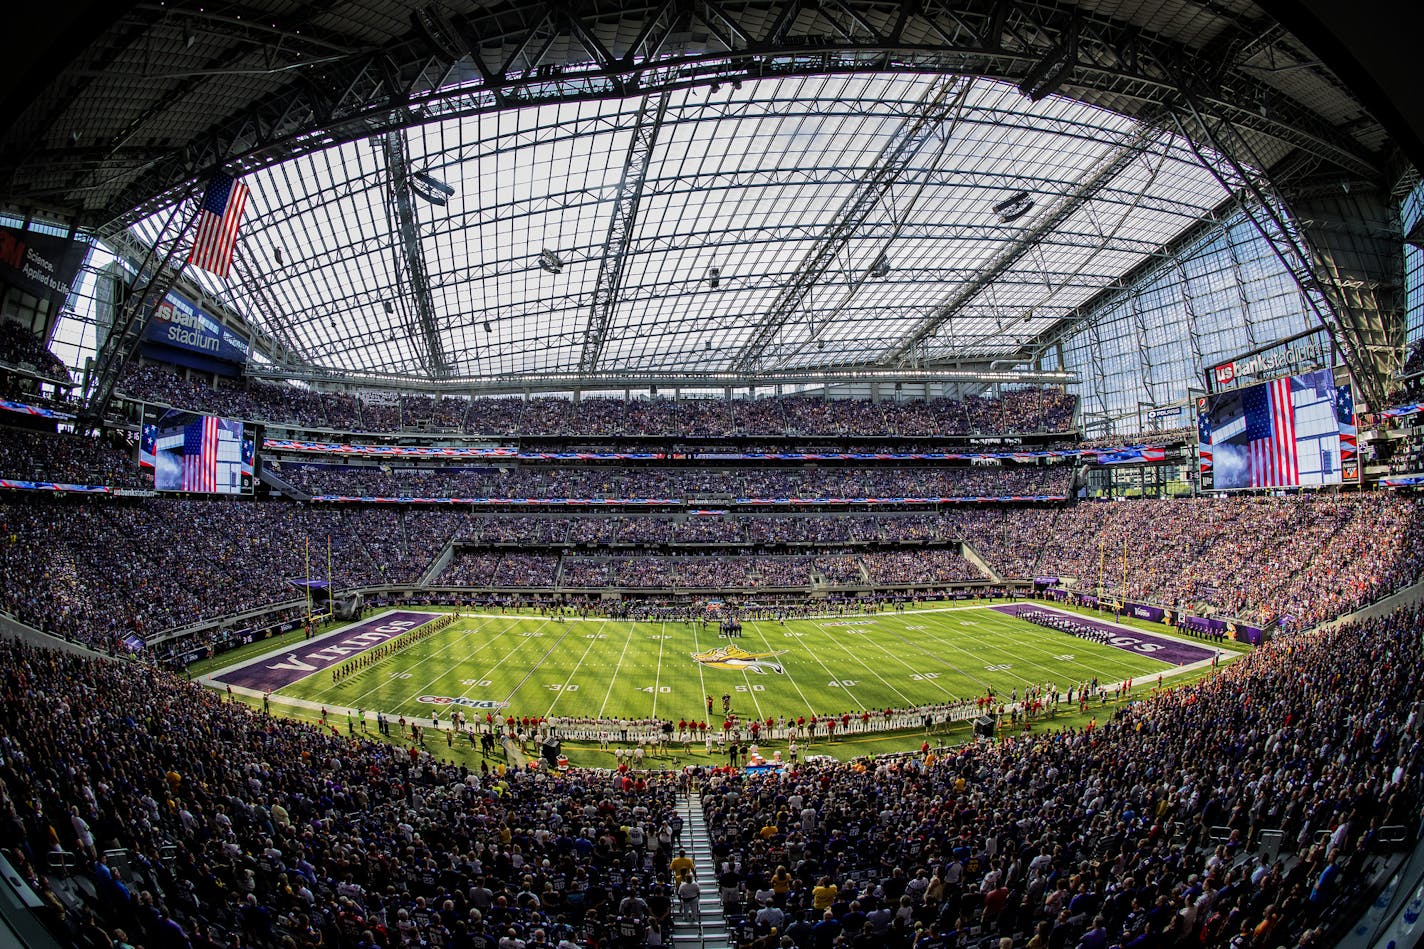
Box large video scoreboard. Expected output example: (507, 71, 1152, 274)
(139, 407, 255, 494)
(1197, 368, 1357, 490)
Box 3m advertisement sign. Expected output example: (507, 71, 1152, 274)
(0, 225, 87, 303)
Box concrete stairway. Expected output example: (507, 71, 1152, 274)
(672, 792, 734, 949)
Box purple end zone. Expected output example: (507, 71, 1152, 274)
(213, 611, 440, 692)
(992, 604, 1218, 666)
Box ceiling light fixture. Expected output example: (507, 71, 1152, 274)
(538, 249, 563, 274)
(994, 191, 1034, 223)
(411, 171, 456, 206)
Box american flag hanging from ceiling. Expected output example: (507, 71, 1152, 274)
(187, 173, 249, 278)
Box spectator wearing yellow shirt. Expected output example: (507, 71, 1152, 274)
(811, 877, 837, 912)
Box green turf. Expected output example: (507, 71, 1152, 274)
(222, 654, 1236, 771)
(264, 603, 1205, 725)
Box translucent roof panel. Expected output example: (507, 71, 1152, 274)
(147, 73, 1233, 380)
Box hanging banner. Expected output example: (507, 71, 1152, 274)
(0, 225, 87, 303)
(140, 289, 249, 367)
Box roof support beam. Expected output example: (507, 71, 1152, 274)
(579, 90, 672, 373)
(27, 0, 1385, 229)
(381, 130, 451, 377)
(81, 189, 201, 426)
(1168, 100, 1392, 411)
(242, 362, 1076, 398)
(100, 226, 304, 370)
(878, 122, 1160, 366)
(732, 74, 974, 372)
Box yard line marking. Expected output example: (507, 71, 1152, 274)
(962, 609, 1165, 681)
(689, 620, 709, 721)
(456, 617, 560, 707)
(651, 621, 668, 718)
(329, 614, 518, 709)
(826, 621, 962, 701)
(931, 608, 1160, 686)
(863, 618, 993, 694)
(904, 608, 1056, 686)
(815, 624, 917, 706)
(739, 665, 766, 721)
(544, 618, 609, 719)
(500, 619, 580, 709)
(599, 619, 641, 719)
(746, 621, 830, 715)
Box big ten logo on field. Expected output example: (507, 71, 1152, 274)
(1106, 635, 1160, 653)
(418, 695, 508, 709)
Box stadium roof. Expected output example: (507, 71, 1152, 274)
(132, 74, 1234, 379)
(0, 0, 1416, 390)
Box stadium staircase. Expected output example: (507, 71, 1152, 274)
(673, 791, 734, 949)
(420, 540, 456, 585)
(959, 542, 1000, 582)
(258, 466, 311, 500)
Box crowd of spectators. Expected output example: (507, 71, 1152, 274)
(861, 549, 983, 584)
(0, 638, 693, 949)
(0, 320, 71, 382)
(815, 555, 866, 585)
(498, 514, 982, 548)
(701, 605, 1424, 949)
(1, 491, 1421, 646)
(441, 554, 562, 587)
(436, 545, 990, 590)
(0, 497, 460, 650)
(0, 427, 146, 487)
(281, 464, 1073, 501)
(1077, 425, 1195, 450)
(557, 555, 819, 589)
(117, 362, 1076, 437)
(0, 588, 1415, 949)
(1030, 494, 1424, 628)
(118, 363, 331, 428)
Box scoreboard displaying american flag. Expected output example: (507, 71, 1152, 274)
(139, 407, 254, 494)
(1197, 368, 1355, 491)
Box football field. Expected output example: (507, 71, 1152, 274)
(208, 602, 1228, 727)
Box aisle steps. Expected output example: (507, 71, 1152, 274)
(671, 791, 735, 949)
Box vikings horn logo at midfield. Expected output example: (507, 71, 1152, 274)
(691, 644, 786, 674)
